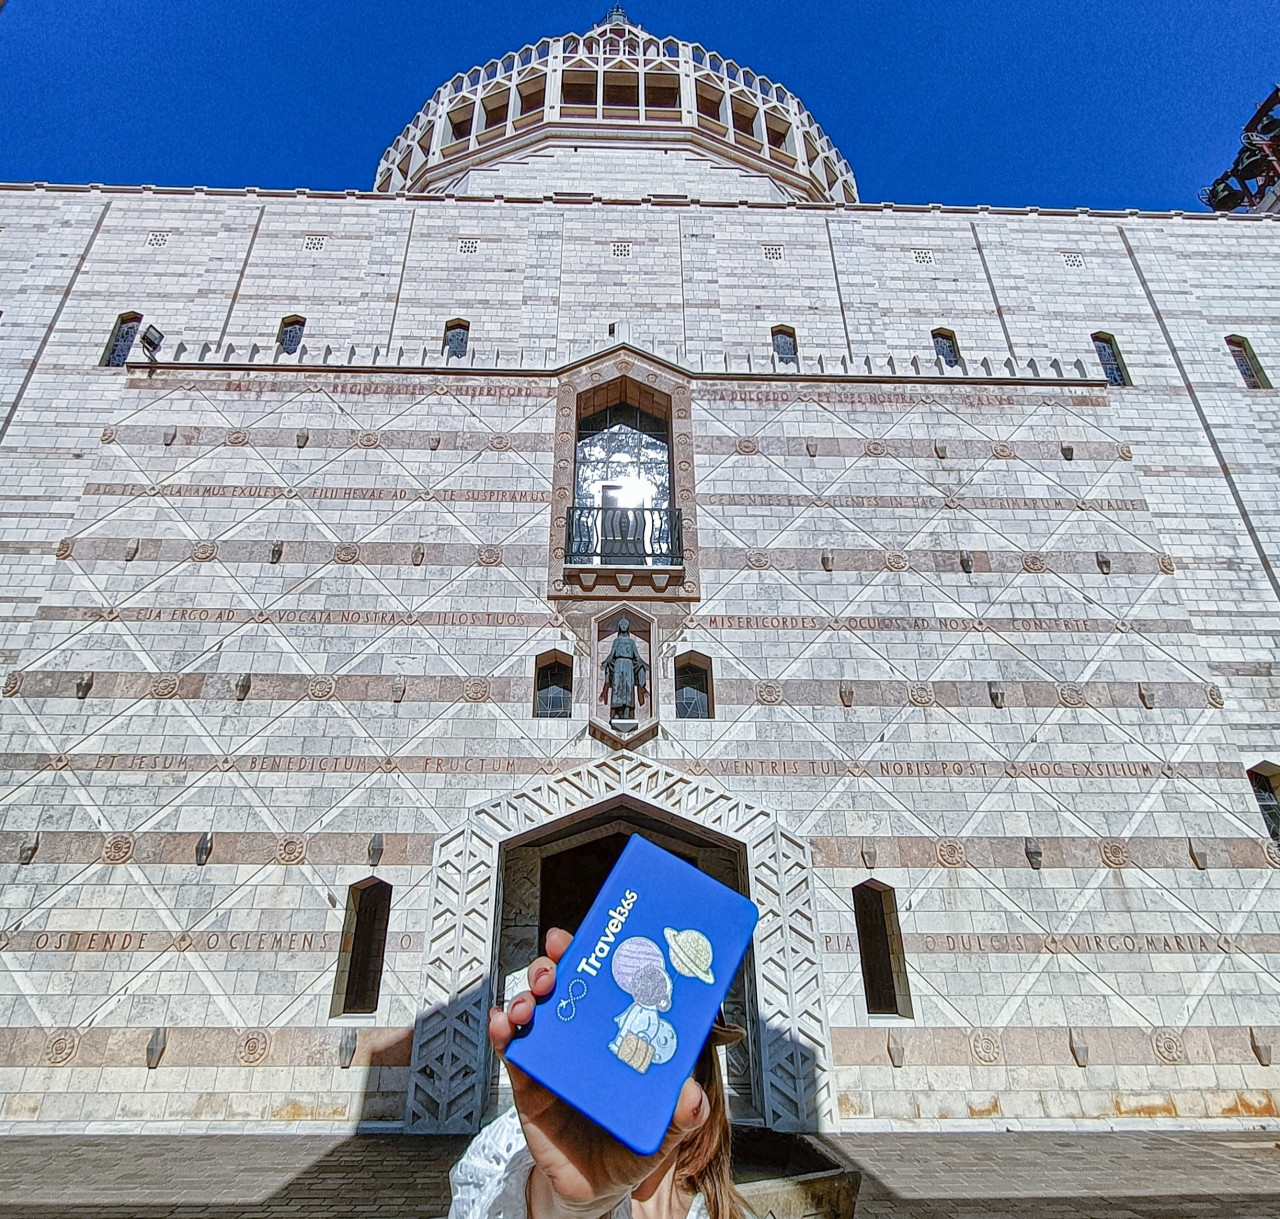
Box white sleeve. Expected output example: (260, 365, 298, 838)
(447, 1108, 536, 1219)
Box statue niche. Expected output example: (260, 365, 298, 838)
(603, 617, 648, 724)
(590, 607, 658, 749)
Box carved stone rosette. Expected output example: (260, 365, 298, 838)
(1206, 684, 1225, 709)
(357, 430, 380, 448)
(991, 441, 1015, 459)
(935, 838, 966, 868)
(2, 671, 21, 698)
(276, 835, 307, 865)
(885, 551, 909, 572)
(462, 677, 491, 703)
(756, 681, 784, 706)
(735, 436, 758, 456)
(334, 543, 360, 564)
(1057, 682, 1086, 708)
(191, 541, 218, 562)
(1099, 838, 1129, 868)
(746, 550, 769, 569)
(1151, 1027, 1185, 1065)
(150, 675, 180, 699)
(863, 439, 887, 457)
(45, 1029, 80, 1066)
(476, 545, 502, 567)
(1158, 553, 1176, 575)
(1021, 553, 1047, 574)
(238, 1028, 271, 1065)
(908, 682, 935, 707)
(969, 1028, 1002, 1065)
(1263, 840, 1280, 869)
(226, 428, 249, 446)
(308, 676, 337, 701)
(102, 834, 136, 865)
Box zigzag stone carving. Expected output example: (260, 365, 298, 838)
(404, 752, 836, 1133)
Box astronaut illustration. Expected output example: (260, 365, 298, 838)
(608, 937, 677, 1073)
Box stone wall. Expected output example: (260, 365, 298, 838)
(0, 183, 1278, 1129)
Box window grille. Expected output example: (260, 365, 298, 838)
(932, 329, 960, 367)
(302, 234, 326, 252)
(772, 327, 798, 366)
(852, 881, 913, 1017)
(458, 238, 479, 255)
(611, 241, 632, 258)
(762, 245, 783, 262)
(444, 320, 470, 359)
(1061, 251, 1084, 269)
(912, 248, 934, 265)
(1091, 333, 1128, 386)
(145, 231, 169, 248)
(278, 316, 306, 355)
(534, 658, 573, 718)
(103, 314, 142, 367)
(1250, 770, 1280, 843)
(333, 878, 392, 1015)
(675, 659, 711, 719)
(1227, 336, 1269, 389)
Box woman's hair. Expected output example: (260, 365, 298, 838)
(673, 1034, 748, 1219)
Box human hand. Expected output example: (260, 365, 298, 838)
(489, 928, 710, 1219)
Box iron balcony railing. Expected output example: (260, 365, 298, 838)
(565, 506, 683, 566)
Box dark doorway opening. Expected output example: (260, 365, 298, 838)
(537, 831, 695, 948)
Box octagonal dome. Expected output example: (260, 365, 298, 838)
(374, 9, 858, 204)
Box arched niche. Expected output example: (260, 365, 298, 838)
(403, 753, 835, 1136)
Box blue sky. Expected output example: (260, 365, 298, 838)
(0, 0, 1275, 210)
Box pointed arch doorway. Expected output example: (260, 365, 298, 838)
(404, 754, 836, 1136)
(491, 809, 761, 1123)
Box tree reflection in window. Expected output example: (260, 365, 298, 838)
(1249, 769, 1280, 843)
(575, 404, 671, 509)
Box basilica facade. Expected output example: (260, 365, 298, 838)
(1, 13, 1279, 1133)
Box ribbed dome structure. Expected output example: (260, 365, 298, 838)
(374, 9, 858, 203)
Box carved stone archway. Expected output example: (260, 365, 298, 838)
(404, 752, 836, 1133)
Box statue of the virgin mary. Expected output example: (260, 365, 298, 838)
(602, 617, 648, 722)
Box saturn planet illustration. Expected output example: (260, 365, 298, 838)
(664, 927, 715, 984)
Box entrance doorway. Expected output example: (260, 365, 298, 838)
(493, 809, 761, 1123)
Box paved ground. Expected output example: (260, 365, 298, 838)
(0, 1130, 1277, 1217)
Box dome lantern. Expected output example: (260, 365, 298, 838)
(374, 14, 858, 203)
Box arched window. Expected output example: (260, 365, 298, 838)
(674, 653, 713, 719)
(771, 325, 797, 366)
(444, 318, 470, 359)
(278, 315, 306, 355)
(534, 651, 573, 718)
(1248, 769, 1280, 844)
(102, 312, 143, 367)
(571, 394, 675, 565)
(1091, 332, 1129, 386)
(852, 880, 912, 1017)
(1227, 336, 1270, 389)
(331, 877, 393, 1015)
(931, 328, 960, 367)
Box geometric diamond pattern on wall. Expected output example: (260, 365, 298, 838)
(404, 751, 837, 1133)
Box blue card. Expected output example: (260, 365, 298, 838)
(503, 833, 759, 1155)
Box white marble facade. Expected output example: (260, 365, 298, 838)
(0, 15, 1279, 1133)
